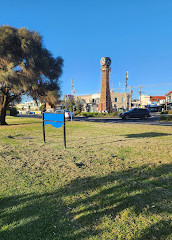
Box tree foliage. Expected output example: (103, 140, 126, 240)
(0, 25, 63, 125)
(75, 97, 83, 112)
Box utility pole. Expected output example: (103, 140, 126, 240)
(128, 85, 134, 109)
(71, 78, 75, 121)
(138, 85, 144, 108)
(64, 95, 67, 109)
(118, 82, 121, 92)
(125, 71, 128, 111)
(72, 78, 74, 95)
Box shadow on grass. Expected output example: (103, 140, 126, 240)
(67, 135, 118, 143)
(7, 122, 41, 126)
(0, 163, 172, 239)
(125, 132, 172, 138)
(137, 220, 172, 240)
(77, 139, 125, 148)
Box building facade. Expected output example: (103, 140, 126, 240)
(16, 100, 42, 111)
(141, 95, 166, 107)
(77, 91, 131, 112)
(165, 91, 172, 103)
(165, 91, 172, 110)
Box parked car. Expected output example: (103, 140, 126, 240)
(55, 109, 75, 118)
(120, 108, 151, 120)
(25, 111, 35, 114)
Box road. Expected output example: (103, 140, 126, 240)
(18, 113, 172, 126)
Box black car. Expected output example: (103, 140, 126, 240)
(120, 108, 151, 120)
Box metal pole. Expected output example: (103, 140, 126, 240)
(125, 71, 128, 111)
(65, 95, 67, 109)
(125, 83, 127, 110)
(42, 112, 45, 143)
(71, 107, 73, 121)
(71, 78, 74, 121)
(139, 86, 142, 108)
(63, 112, 66, 148)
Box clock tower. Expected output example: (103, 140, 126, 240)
(98, 57, 112, 112)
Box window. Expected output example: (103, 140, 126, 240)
(115, 97, 117, 102)
(122, 97, 124, 102)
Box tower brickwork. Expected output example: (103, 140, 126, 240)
(98, 57, 112, 112)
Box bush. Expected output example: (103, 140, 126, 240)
(160, 115, 172, 121)
(9, 107, 19, 116)
(79, 112, 121, 118)
(161, 110, 172, 114)
(160, 110, 168, 114)
(74, 110, 81, 116)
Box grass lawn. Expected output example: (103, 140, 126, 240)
(0, 116, 172, 240)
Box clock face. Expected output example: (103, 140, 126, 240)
(100, 57, 111, 66)
(106, 59, 111, 66)
(100, 57, 106, 66)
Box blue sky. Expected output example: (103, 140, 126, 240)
(1, 0, 172, 99)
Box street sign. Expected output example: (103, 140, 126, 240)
(42, 112, 66, 148)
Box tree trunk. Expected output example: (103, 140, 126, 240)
(0, 94, 8, 125)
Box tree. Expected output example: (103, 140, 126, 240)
(75, 97, 83, 113)
(39, 103, 46, 111)
(65, 99, 75, 112)
(0, 25, 63, 125)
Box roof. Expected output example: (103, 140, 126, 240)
(150, 96, 165, 100)
(165, 91, 172, 96)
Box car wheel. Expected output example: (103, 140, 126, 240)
(125, 115, 130, 120)
(144, 115, 148, 120)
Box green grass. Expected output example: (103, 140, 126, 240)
(0, 116, 172, 240)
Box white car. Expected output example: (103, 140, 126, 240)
(55, 109, 75, 118)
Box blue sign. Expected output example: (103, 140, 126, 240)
(42, 112, 66, 147)
(44, 113, 63, 128)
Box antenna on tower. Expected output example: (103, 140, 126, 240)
(72, 78, 75, 95)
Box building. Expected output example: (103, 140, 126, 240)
(76, 91, 131, 112)
(150, 96, 165, 105)
(46, 102, 55, 112)
(131, 99, 140, 108)
(16, 100, 42, 111)
(165, 91, 172, 103)
(141, 95, 165, 107)
(165, 91, 172, 110)
(76, 93, 99, 112)
(140, 95, 151, 106)
(111, 91, 131, 111)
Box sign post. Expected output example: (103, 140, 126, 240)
(42, 112, 66, 148)
(63, 112, 66, 148)
(42, 112, 45, 143)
